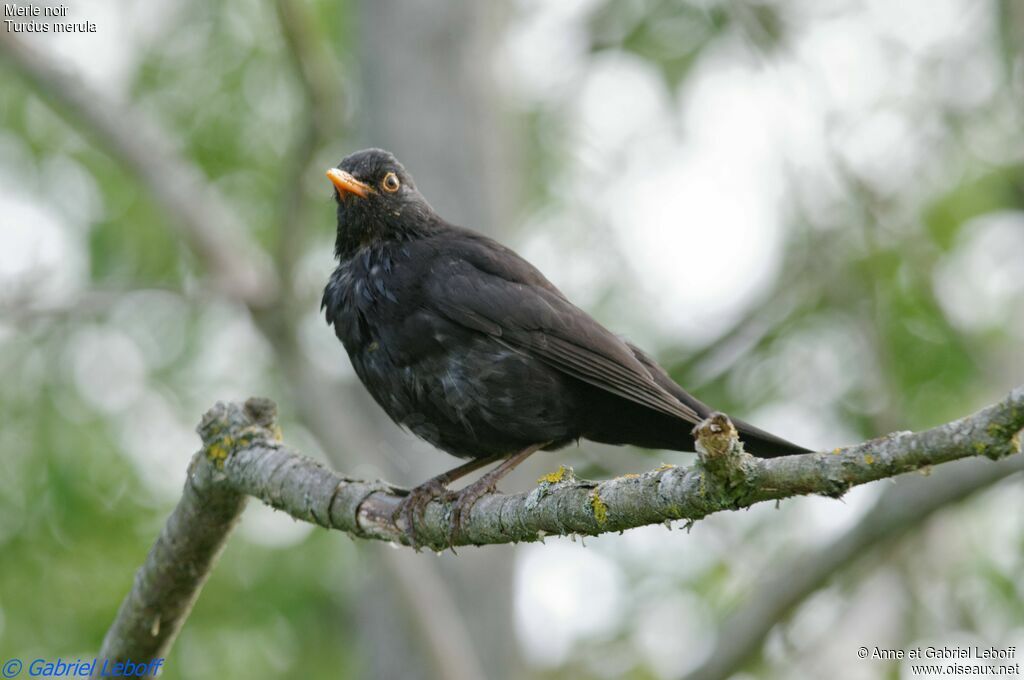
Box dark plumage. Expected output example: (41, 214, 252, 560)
(323, 148, 809, 542)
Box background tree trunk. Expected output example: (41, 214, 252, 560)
(357, 2, 521, 677)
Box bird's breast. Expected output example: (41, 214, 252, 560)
(325, 245, 434, 359)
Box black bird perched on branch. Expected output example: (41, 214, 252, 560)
(323, 148, 809, 544)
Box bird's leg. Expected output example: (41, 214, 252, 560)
(448, 442, 547, 544)
(394, 454, 503, 549)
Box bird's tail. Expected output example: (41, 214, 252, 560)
(676, 389, 813, 458)
(628, 344, 814, 458)
(622, 346, 815, 456)
(674, 386, 812, 458)
(719, 415, 812, 458)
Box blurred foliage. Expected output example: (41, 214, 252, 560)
(589, 0, 730, 90)
(2, 0, 1024, 679)
(925, 164, 1024, 249)
(588, 0, 786, 91)
(0, 336, 362, 677)
(1, 0, 364, 676)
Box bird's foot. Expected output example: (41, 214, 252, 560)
(444, 443, 548, 546)
(445, 476, 499, 547)
(393, 478, 453, 551)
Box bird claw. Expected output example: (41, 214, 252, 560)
(445, 479, 498, 546)
(393, 478, 452, 551)
(392, 446, 544, 550)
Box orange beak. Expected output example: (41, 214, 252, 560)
(327, 168, 371, 199)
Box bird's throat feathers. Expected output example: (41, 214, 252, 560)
(334, 198, 441, 259)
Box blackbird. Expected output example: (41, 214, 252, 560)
(323, 148, 810, 544)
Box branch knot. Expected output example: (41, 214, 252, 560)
(197, 398, 282, 469)
(692, 412, 758, 505)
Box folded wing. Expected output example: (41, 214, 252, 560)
(426, 239, 701, 425)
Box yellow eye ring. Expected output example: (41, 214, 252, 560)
(381, 172, 400, 193)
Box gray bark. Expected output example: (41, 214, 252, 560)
(97, 388, 1023, 665)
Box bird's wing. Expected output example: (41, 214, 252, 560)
(426, 248, 700, 424)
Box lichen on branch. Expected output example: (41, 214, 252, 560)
(212, 388, 1022, 552)
(98, 388, 1023, 670)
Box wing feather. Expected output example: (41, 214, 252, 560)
(428, 255, 700, 424)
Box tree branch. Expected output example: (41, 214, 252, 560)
(2, 34, 487, 679)
(95, 401, 261, 667)
(684, 453, 1024, 680)
(99, 387, 1023, 663)
(0, 33, 278, 308)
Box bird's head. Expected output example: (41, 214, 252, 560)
(327, 148, 438, 258)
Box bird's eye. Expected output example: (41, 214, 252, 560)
(381, 172, 400, 193)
